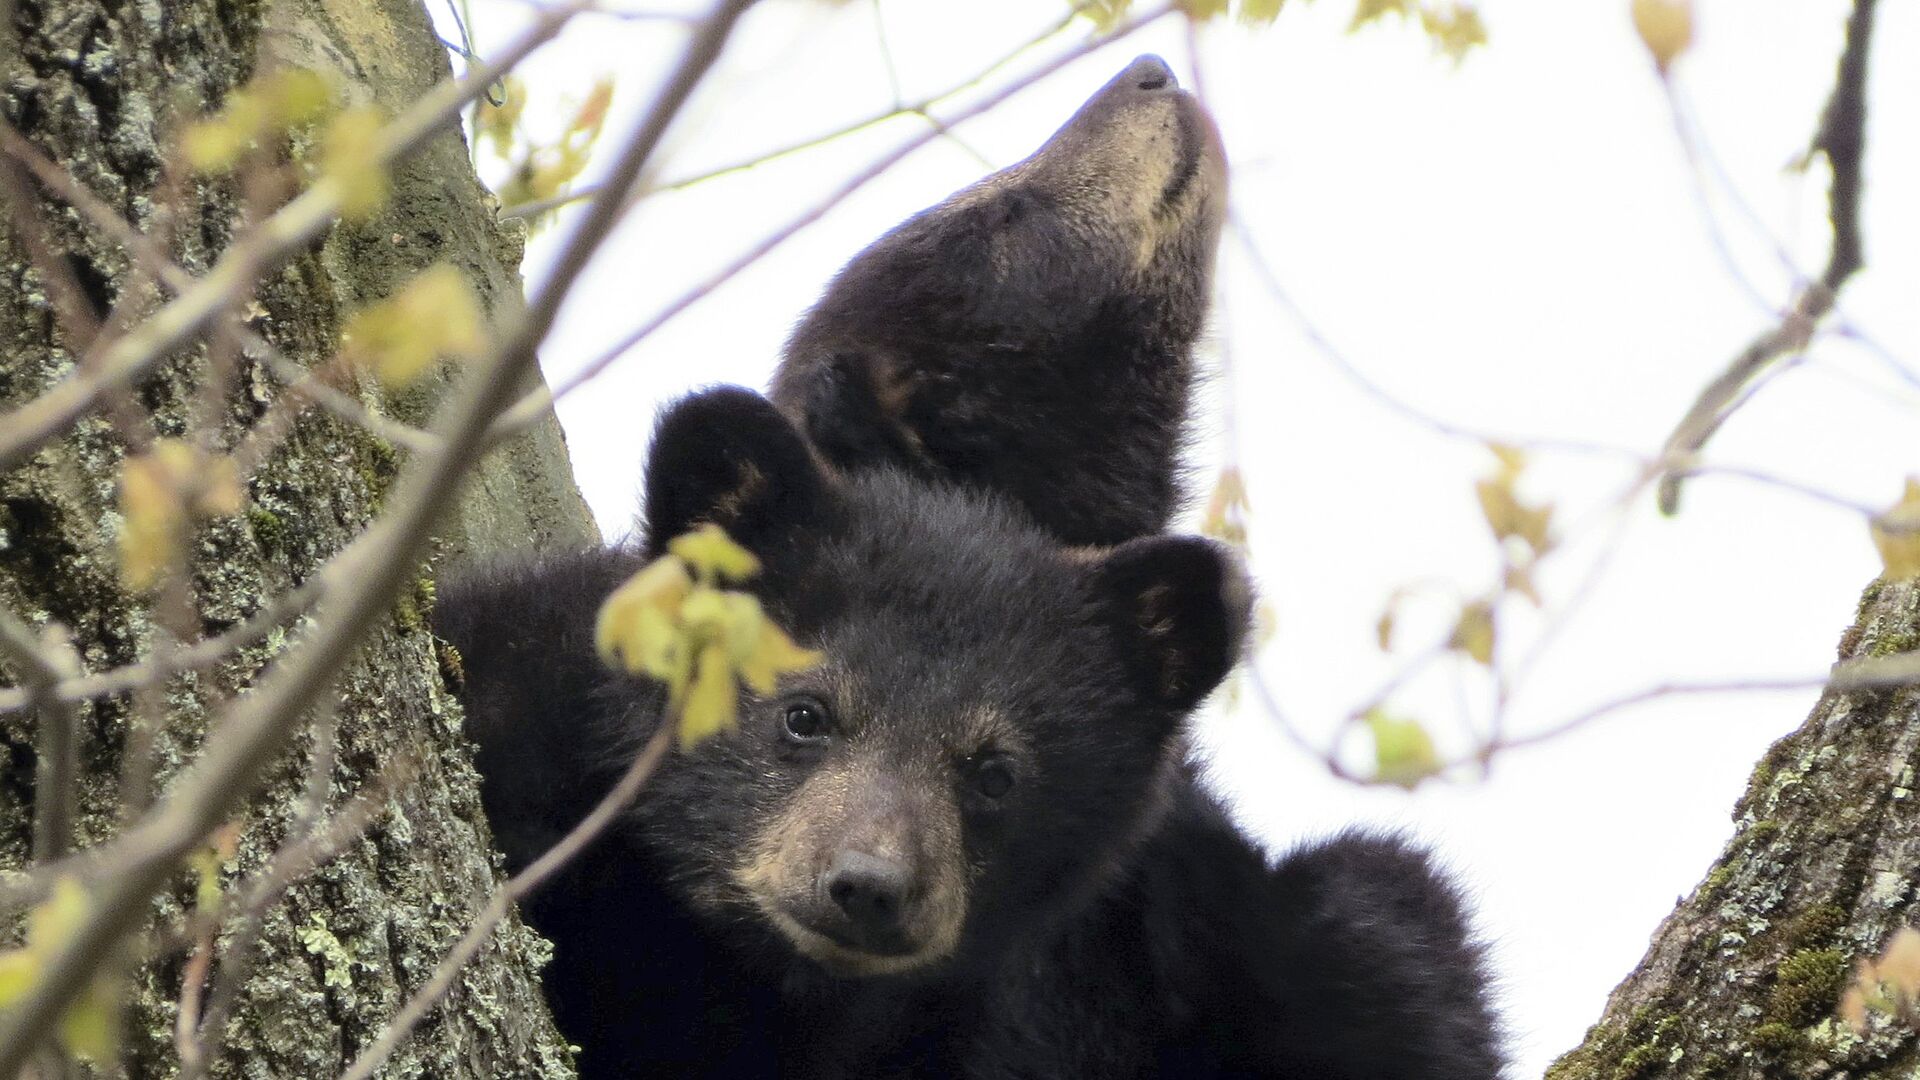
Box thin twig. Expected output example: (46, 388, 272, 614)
(181, 760, 411, 1079)
(1231, 214, 1648, 463)
(0, 124, 439, 459)
(499, 1, 1092, 221)
(0, 154, 103, 352)
(0, 608, 82, 862)
(1655, 0, 1878, 514)
(0, 0, 740, 1067)
(487, 2, 1179, 441)
(0, 578, 323, 715)
(338, 722, 672, 1080)
(0, 0, 591, 474)
(1485, 676, 1834, 757)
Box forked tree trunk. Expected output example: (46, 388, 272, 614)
(0, 0, 592, 1075)
(1549, 576, 1920, 1079)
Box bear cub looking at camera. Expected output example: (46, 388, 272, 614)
(436, 56, 1500, 1079)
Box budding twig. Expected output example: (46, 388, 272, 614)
(0, 0, 591, 474)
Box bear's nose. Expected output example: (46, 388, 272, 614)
(824, 850, 912, 941)
(1124, 54, 1177, 92)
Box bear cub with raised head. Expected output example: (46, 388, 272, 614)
(437, 56, 1500, 1079)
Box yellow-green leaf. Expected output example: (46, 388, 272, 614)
(119, 451, 188, 592)
(1504, 564, 1542, 607)
(1488, 441, 1526, 478)
(191, 825, 238, 915)
(478, 76, 527, 160)
(181, 69, 334, 173)
(116, 440, 242, 591)
(1870, 478, 1920, 580)
(1365, 709, 1440, 789)
(1631, 0, 1693, 74)
(1084, 0, 1135, 30)
(2, 879, 122, 1060)
(678, 587, 736, 643)
(270, 69, 334, 128)
(182, 115, 252, 174)
(1254, 600, 1278, 650)
(1176, 0, 1229, 19)
(321, 107, 390, 221)
(737, 618, 823, 697)
(1878, 926, 1920, 997)
(669, 524, 762, 584)
(1419, 2, 1487, 64)
(0, 949, 39, 1006)
(1350, 0, 1410, 31)
(61, 979, 117, 1063)
(31, 877, 90, 950)
(1237, 0, 1283, 24)
(1449, 601, 1496, 665)
(1201, 467, 1250, 548)
(340, 264, 486, 387)
(1474, 452, 1553, 556)
(595, 556, 695, 672)
(679, 643, 738, 747)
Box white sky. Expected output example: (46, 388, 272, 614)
(440, 1, 1920, 1073)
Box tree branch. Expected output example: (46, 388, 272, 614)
(0, 578, 323, 716)
(1655, 0, 1878, 514)
(337, 722, 673, 1080)
(0, 0, 749, 1067)
(0, 607, 82, 861)
(485, 1, 1179, 442)
(497, 1, 1091, 221)
(0, 0, 591, 473)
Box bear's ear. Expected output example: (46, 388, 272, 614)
(1087, 536, 1252, 712)
(642, 387, 829, 564)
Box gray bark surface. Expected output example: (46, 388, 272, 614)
(1549, 578, 1920, 1080)
(0, 0, 595, 1075)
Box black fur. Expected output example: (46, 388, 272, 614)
(438, 386, 1500, 1078)
(770, 55, 1227, 548)
(439, 54, 1498, 1080)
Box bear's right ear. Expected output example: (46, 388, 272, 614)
(1087, 535, 1253, 713)
(642, 387, 829, 564)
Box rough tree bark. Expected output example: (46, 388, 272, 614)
(1548, 2, 1917, 1077)
(0, 0, 593, 1076)
(1548, 578, 1920, 1079)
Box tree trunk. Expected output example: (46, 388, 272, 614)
(1549, 577, 1920, 1080)
(0, 0, 593, 1076)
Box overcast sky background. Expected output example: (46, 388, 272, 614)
(437, 1, 1919, 1073)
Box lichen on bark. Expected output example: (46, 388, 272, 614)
(1549, 579, 1920, 1080)
(0, 0, 594, 1075)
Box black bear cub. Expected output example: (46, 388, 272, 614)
(771, 54, 1227, 549)
(438, 55, 1500, 1079)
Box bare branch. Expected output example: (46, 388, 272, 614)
(181, 759, 411, 1079)
(0, 578, 323, 716)
(497, 2, 1090, 221)
(337, 723, 672, 1080)
(1655, 0, 1878, 513)
(487, 2, 1180, 441)
(0, 0, 592, 474)
(0, 124, 438, 459)
(0, 154, 102, 352)
(0, 608, 83, 861)
(0, 0, 745, 1066)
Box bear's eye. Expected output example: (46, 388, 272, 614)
(970, 756, 1015, 800)
(780, 699, 831, 746)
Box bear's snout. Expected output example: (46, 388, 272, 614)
(818, 849, 916, 953)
